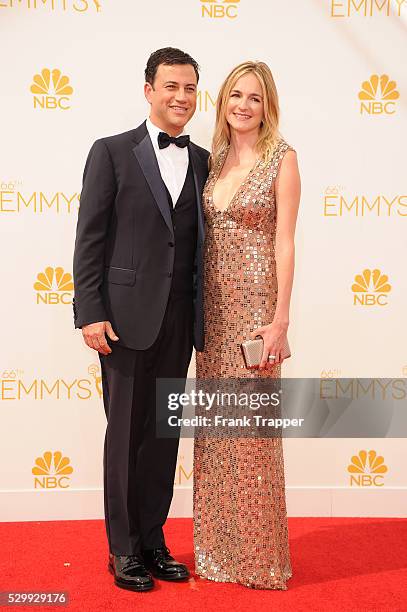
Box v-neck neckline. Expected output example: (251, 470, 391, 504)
(210, 148, 260, 215)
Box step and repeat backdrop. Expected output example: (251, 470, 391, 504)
(1, 0, 406, 520)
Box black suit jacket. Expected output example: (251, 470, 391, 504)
(72, 121, 209, 351)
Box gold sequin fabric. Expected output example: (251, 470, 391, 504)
(194, 140, 293, 589)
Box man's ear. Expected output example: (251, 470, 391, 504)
(144, 82, 153, 103)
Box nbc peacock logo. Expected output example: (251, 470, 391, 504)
(347, 450, 388, 487)
(32, 451, 73, 489)
(351, 268, 391, 306)
(359, 74, 399, 115)
(30, 68, 73, 110)
(200, 0, 240, 19)
(34, 266, 74, 305)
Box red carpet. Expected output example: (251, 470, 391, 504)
(1, 518, 406, 611)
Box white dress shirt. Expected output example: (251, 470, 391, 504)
(146, 118, 190, 206)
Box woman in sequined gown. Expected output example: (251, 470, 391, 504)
(194, 61, 301, 589)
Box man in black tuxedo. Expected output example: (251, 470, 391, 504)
(72, 48, 209, 592)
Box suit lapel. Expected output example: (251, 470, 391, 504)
(132, 129, 174, 237)
(188, 145, 206, 244)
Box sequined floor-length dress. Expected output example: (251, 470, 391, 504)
(194, 140, 294, 590)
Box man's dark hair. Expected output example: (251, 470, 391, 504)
(145, 47, 200, 86)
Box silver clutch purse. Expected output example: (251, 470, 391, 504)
(241, 335, 291, 369)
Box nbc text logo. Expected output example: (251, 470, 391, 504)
(34, 267, 74, 305)
(32, 451, 73, 489)
(352, 269, 391, 306)
(201, 0, 240, 19)
(0, 1, 101, 13)
(347, 450, 388, 486)
(330, 0, 406, 17)
(359, 74, 399, 115)
(30, 68, 73, 110)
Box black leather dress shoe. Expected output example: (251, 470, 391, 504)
(142, 546, 189, 581)
(108, 553, 154, 592)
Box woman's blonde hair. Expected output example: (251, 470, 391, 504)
(211, 61, 281, 167)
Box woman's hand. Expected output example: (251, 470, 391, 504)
(250, 320, 289, 370)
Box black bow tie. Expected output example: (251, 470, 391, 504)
(158, 132, 190, 149)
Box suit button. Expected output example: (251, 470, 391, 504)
(168, 272, 172, 278)
(168, 241, 174, 247)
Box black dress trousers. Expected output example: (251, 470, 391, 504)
(99, 294, 193, 555)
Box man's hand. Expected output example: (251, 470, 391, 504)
(82, 321, 119, 355)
